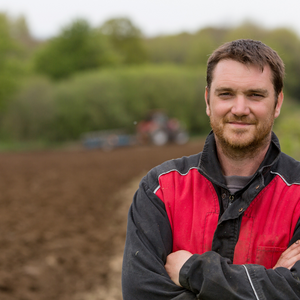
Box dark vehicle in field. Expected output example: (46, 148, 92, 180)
(82, 130, 136, 151)
(82, 112, 188, 150)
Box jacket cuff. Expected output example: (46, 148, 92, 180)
(179, 254, 200, 292)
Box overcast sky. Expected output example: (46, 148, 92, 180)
(1, 0, 300, 39)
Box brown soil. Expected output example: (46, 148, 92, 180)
(0, 140, 204, 300)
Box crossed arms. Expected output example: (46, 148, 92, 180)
(165, 241, 300, 290)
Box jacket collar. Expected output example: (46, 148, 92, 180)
(198, 131, 281, 187)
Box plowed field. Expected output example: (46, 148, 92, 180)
(0, 140, 204, 300)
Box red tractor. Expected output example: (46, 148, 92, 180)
(137, 111, 189, 146)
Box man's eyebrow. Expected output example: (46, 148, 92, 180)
(214, 87, 234, 93)
(247, 88, 269, 95)
(214, 88, 269, 95)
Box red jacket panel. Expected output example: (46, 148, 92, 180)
(156, 169, 300, 269)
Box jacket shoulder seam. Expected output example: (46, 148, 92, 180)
(154, 167, 199, 194)
(270, 171, 300, 186)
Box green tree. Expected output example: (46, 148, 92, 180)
(223, 22, 268, 42)
(0, 13, 28, 109)
(100, 17, 148, 64)
(34, 19, 118, 79)
(145, 32, 193, 64)
(186, 27, 228, 66)
(10, 15, 38, 57)
(264, 28, 300, 100)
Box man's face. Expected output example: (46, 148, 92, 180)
(205, 59, 283, 155)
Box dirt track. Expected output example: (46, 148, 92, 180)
(0, 140, 204, 300)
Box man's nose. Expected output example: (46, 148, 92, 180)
(231, 96, 250, 116)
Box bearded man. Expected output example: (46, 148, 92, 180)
(122, 39, 300, 299)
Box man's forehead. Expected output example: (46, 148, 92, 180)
(211, 59, 273, 86)
(213, 59, 267, 72)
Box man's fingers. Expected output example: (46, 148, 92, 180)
(286, 252, 300, 269)
(274, 240, 300, 269)
(285, 240, 300, 251)
(282, 240, 300, 259)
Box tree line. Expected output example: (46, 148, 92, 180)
(1, 13, 300, 147)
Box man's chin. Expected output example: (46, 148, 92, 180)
(222, 133, 254, 148)
(227, 140, 254, 149)
(223, 140, 253, 150)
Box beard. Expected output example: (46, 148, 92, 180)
(210, 114, 275, 160)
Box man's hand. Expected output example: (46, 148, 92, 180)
(165, 250, 193, 286)
(273, 240, 300, 270)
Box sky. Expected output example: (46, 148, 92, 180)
(0, 0, 300, 40)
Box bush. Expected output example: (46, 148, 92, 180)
(0, 65, 210, 143)
(1, 77, 55, 140)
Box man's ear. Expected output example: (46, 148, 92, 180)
(205, 87, 211, 116)
(274, 91, 284, 119)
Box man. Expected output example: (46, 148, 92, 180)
(122, 39, 300, 299)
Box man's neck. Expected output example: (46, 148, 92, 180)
(215, 139, 270, 177)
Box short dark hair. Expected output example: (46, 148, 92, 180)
(206, 39, 285, 100)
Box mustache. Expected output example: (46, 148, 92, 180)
(223, 116, 257, 124)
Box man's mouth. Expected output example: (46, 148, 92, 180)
(225, 117, 257, 126)
(229, 121, 253, 126)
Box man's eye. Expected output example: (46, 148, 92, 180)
(250, 94, 264, 99)
(219, 93, 232, 98)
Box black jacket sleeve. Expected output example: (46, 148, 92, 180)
(179, 248, 300, 299)
(122, 179, 196, 299)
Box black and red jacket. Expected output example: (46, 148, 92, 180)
(122, 132, 300, 299)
